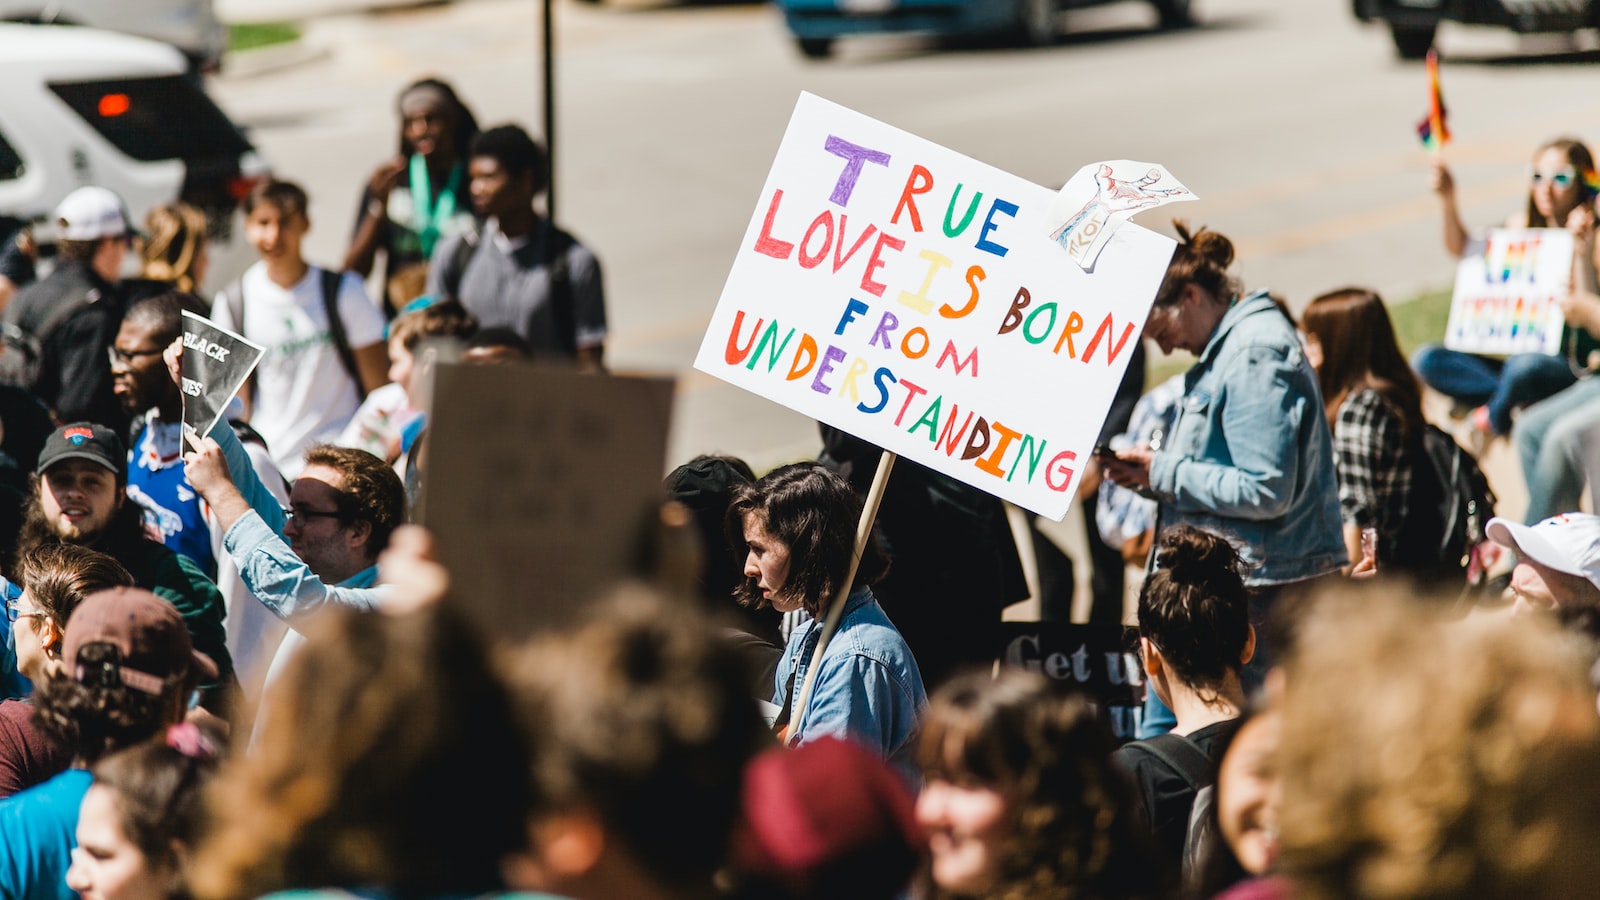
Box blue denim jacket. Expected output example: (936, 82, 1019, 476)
(774, 587, 926, 778)
(1148, 291, 1345, 585)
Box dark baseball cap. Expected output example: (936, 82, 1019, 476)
(37, 422, 124, 476)
(62, 587, 217, 695)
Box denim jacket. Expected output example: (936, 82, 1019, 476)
(774, 587, 926, 778)
(1148, 291, 1345, 585)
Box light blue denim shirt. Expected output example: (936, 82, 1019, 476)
(1147, 290, 1345, 585)
(208, 419, 389, 623)
(773, 587, 926, 778)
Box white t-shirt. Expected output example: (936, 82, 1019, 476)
(213, 263, 385, 477)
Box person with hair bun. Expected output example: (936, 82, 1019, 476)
(1113, 525, 1254, 872)
(1104, 223, 1343, 674)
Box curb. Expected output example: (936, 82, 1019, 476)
(222, 36, 331, 78)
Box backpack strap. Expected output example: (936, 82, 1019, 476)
(319, 268, 364, 399)
(541, 221, 579, 357)
(1127, 732, 1213, 790)
(224, 278, 244, 332)
(442, 226, 480, 302)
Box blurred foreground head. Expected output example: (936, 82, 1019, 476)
(191, 606, 530, 900)
(501, 584, 766, 900)
(1277, 586, 1600, 900)
(915, 668, 1167, 900)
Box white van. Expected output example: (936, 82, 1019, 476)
(0, 0, 226, 72)
(0, 23, 268, 290)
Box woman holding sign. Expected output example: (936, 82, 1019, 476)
(1415, 137, 1600, 439)
(730, 463, 925, 778)
(1103, 223, 1344, 676)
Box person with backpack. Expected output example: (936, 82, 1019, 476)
(425, 124, 607, 370)
(213, 179, 388, 478)
(1113, 525, 1254, 875)
(2, 186, 133, 433)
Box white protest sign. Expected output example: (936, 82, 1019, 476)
(1047, 160, 1195, 270)
(180, 311, 264, 439)
(1444, 228, 1573, 357)
(693, 92, 1177, 521)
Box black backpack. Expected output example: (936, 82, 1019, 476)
(1398, 424, 1497, 586)
(221, 267, 362, 402)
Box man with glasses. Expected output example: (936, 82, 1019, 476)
(182, 417, 403, 713)
(15, 423, 233, 711)
(2, 186, 133, 432)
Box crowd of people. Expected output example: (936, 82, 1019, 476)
(0, 71, 1597, 899)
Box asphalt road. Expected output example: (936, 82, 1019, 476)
(211, 0, 1600, 474)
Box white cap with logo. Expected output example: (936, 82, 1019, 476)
(54, 186, 129, 242)
(1487, 513, 1600, 592)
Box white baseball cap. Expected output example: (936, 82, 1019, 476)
(54, 186, 129, 242)
(1487, 514, 1600, 592)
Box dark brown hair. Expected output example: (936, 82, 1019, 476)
(918, 669, 1168, 900)
(726, 462, 888, 617)
(1150, 222, 1242, 310)
(32, 643, 192, 765)
(301, 445, 407, 556)
(1301, 287, 1425, 445)
(1137, 526, 1251, 689)
(243, 179, 309, 221)
(91, 736, 220, 885)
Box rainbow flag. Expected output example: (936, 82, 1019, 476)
(1417, 49, 1451, 151)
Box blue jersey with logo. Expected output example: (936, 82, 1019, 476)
(127, 417, 217, 579)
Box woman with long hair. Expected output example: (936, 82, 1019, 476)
(343, 77, 480, 313)
(1416, 136, 1600, 438)
(1301, 287, 1439, 578)
(729, 462, 925, 775)
(916, 668, 1167, 899)
(126, 204, 210, 301)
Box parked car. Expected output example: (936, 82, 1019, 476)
(0, 0, 225, 72)
(778, 0, 1193, 58)
(0, 23, 268, 291)
(1352, 0, 1598, 60)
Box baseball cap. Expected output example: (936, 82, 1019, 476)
(37, 422, 124, 477)
(729, 736, 922, 897)
(54, 186, 130, 242)
(62, 587, 217, 695)
(1487, 514, 1600, 592)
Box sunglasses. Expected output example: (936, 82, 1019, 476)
(1532, 166, 1576, 188)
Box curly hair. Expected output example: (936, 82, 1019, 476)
(395, 77, 480, 163)
(917, 669, 1169, 900)
(1137, 525, 1252, 690)
(1277, 586, 1600, 900)
(504, 585, 766, 893)
(1150, 221, 1243, 311)
(31, 642, 188, 765)
(16, 543, 134, 628)
(90, 735, 220, 880)
(726, 462, 889, 617)
(191, 605, 529, 900)
(300, 445, 407, 556)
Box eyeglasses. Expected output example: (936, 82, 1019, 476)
(283, 505, 349, 524)
(1532, 166, 1576, 188)
(4, 597, 46, 624)
(107, 346, 165, 367)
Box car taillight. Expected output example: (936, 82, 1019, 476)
(98, 93, 131, 118)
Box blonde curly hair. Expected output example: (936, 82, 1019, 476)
(1277, 586, 1600, 900)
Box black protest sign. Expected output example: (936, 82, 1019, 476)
(421, 362, 675, 639)
(997, 622, 1145, 741)
(180, 311, 265, 438)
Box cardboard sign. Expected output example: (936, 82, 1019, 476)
(998, 622, 1144, 741)
(693, 93, 1176, 521)
(1444, 228, 1574, 357)
(421, 363, 675, 638)
(180, 311, 264, 438)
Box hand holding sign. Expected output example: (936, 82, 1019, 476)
(179, 311, 264, 441)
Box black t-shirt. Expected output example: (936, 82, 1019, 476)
(1113, 717, 1241, 869)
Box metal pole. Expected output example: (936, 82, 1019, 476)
(542, 0, 556, 221)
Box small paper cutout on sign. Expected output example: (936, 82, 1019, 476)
(1048, 161, 1196, 271)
